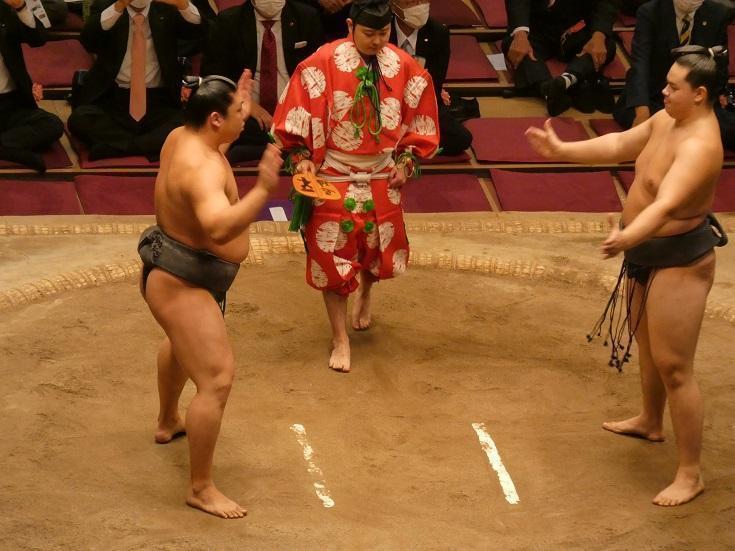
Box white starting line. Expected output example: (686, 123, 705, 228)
(290, 423, 335, 508)
(471, 422, 520, 505)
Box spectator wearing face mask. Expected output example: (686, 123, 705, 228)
(0, 0, 64, 172)
(201, 0, 322, 163)
(613, 0, 734, 150)
(389, 0, 472, 156)
(67, 0, 205, 161)
(502, 0, 618, 116)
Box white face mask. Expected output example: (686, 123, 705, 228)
(673, 0, 704, 14)
(129, 0, 150, 9)
(398, 4, 430, 30)
(253, 0, 286, 19)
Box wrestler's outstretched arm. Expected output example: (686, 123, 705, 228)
(188, 144, 283, 245)
(601, 138, 720, 258)
(525, 115, 654, 165)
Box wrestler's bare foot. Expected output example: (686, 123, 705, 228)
(602, 415, 665, 442)
(187, 485, 247, 519)
(352, 292, 371, 331)
(653, 471, 704, 506)
(329, 338, 351, 373)
(155, 415, 186, 444)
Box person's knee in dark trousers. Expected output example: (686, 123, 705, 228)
(438, 106, 472, 156)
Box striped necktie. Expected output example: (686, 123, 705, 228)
(680, 14, 692, 46)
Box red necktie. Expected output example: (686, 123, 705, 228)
(129, 13, 147, 121)
(259, 20, 278, 114)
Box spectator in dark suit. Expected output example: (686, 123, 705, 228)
(502, 0, 618, 116)
(68, 0, 205, 161)
(41, 0, 69, 27)
(620, 0, 646, 16)
(389, 0, 472, 156)
(0, 0, 64, 171)
(613, 0, 735, 151)
(202, 0, 322, 162)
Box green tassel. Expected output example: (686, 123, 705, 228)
(288, 192, 314, 233)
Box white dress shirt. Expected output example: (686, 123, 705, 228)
(395, 22, 426, 69)
(252, 10, 289, 104)
(0, 3, 36, 95)
(99, 1, 201, 88)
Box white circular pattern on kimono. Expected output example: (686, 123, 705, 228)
(377, 47, 401, 78)
(334, 42, 361, 73)
(331, 121, 363, 151)
(387, 188, 401, 205)
(366, 226, 379, 249)
(314, 198, 325, 207)
(311, 118, 325, 150)
(378, 221, 395, 252)
(315, 221, 339, 253)
(335, 229, 348, 251)
(392, 249, 408, 275)
(380, 97, 401, 130)
(404, 76, 429, 109)
(278, 80, 290, 105)
(345, 182, 373, 213)
(285, 106, 311, 138)
(310, 259, 329, 288)
(409, 114, 437, 136)
(331, 90, 353, 122)
(334, 256, 353, 277)
(369, 257, 381, 277)
(301, 66, 326, 99)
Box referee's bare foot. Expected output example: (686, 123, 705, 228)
(187, 485, 247, 519)
(155, 416, 186, 444)
(602, 415, 664, 442)
(329, 337, 351, 373)
(653, 471, 704, 507)
(352, 290, 371, 330)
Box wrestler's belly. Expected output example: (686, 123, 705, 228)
(622, 185, 710, 237)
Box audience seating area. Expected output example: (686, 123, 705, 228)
(3, 0, 735, 218)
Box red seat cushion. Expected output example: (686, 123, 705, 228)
(474, 0, 508, 28)
(214, 0, 243, 11)
(491, 169, 621, 212)
(0, 141, 72, 169)
(0, 179, 81, 215)
(235, 175, 293, 201)
(617, 13, 636, 27)
(619, 31, 634, 57)
(74, 175, 156, 215)
(447, 35, 498, 82)
(466, 117, 589, 163)
(589, 118, 624, 136)
(430, 0, 482, 27)
(55, 11, 84, 32)
(402, 174, 490, 213)
(23, 40, 93, 87)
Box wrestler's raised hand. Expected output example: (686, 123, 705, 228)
(295, 159, 317, 175)
(525, 119, 563, 160)
(237, 69, 254, 122)
(256, 144, 284, 193)
(601, 213, 626, 259)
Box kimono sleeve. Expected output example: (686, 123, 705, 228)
(399, 69, 441, 159)
(271, 61, 329, 166)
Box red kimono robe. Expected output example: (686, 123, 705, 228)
(272, 38, 440, 295)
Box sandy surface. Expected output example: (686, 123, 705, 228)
(1, 213, 734, 550)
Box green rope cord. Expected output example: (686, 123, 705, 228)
(284, 145, 315, 232)
(350, 65, 383, 143)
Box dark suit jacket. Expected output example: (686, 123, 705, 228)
(390, 17, 449, 96)
(505, 0, 618, 38)
(77, 0, 204, 106)
(625, 0, 729, 108)
(0, 3, 45, 108)
(201, 0, 323, 87)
